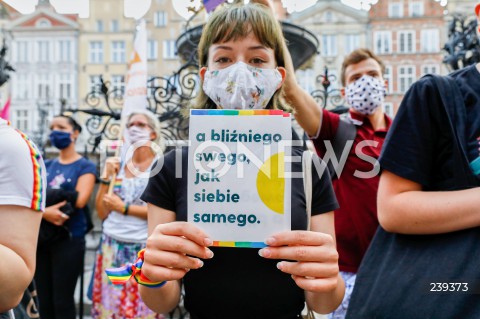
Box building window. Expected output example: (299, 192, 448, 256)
(111, 75, 125, 97)
(389, 2, 403, 18)
(398, 31, 415, 53)
(345, 34, 360, 54)
(111, 41, 126, 63)
(383, 102, 394, 118)
(384, 66, 393, 93)
(398, 66, 416, 93)
(37, 74, 51, 99)
(409, 2, 424, 16)
(321, 35, 337, 57)
(15, 73, 29, 99)
(36, 18, 51, 28)
(422, 64, 439, 75)
(154, 11, 167, 27)
(15, 110, 29, 132)
(89, 41, 103, 63)
(163, 40, 177, 59)
(421, 29, 440, 53)
(58, 40, 72, 62)
(37, 41, 50, 62)
(374, 31, 392, 54)
(148, 40, 158, 60)
(111, 19, 119, 32)
(16, 41, 29, 63)
(96, 20, 104, 32)
(59, 74, 72, 99)
(89, 75, 102, 95)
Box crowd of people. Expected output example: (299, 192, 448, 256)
(1, 1, 480, 319)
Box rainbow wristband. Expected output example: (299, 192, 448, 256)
(105, 249, 166, 288)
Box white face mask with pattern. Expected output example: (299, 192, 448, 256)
(345, 75, 387, 115)
(202, 61, 283, 110)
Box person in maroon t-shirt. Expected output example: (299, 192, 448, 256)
(283, 48, 391, 318)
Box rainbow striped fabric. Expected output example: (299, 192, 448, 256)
(15, 129, 44, 211)
(105, 249, 166, 288)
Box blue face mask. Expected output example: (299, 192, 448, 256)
(49, 130, 72, 149)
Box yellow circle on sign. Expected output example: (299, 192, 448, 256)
(256, 152, 285, 214)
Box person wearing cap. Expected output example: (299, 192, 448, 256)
(345, 4, 480, 318)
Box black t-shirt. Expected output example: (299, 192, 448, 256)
(346, 66, 480, 318)
(380, 64, 480, 189)
(142, 138, 338, 319)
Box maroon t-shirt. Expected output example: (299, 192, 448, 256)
(312, 109, 391, 273)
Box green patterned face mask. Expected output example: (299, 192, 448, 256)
(203, 62, 282, 110)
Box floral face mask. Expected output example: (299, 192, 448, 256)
(345, 75, 387, 115)
(202, 61, 283, 110)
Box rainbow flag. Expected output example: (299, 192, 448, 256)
(0, 97, 11, 120)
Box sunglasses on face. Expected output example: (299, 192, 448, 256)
(126, 121, 152, 129)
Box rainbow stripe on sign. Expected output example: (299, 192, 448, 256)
(191, 109, 291, 117)
(213, 241, 267, 248)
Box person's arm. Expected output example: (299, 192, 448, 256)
(259, 211, 344, 314)
(0, 205, 42, 312)
(98, 188, 148, 220)
(75, 173, 96, 209)
(378, 170, 480, 235)
(252, 0, 323, 137)
(139, 204, 213, 314)
(95, 183, 110, 220)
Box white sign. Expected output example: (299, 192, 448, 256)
(188, 110, 292, 247)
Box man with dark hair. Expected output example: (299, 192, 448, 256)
(283, 48, 391, 318)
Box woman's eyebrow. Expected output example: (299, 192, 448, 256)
(212, 45, 233, 51)
(248, 45, 269, 51)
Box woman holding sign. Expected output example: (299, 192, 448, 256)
(139, 3, 344, 318)
(92, 109, 165, 319)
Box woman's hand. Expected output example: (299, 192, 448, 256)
(102, 194, 124, 213)
(43, 200, 70, 226)
(101, 156, 120, 180)
(258, 230, 340, 293)
(141, 222, 214, 283)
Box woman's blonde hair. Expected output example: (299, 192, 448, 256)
(191, 3, 289, 111)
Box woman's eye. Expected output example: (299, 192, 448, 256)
(215, 57, 230, 63)
(251, 58, 266, 64)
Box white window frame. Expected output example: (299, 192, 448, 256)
(89, 41, 103, 63)
(148, 40, 158, 60)
(111, 19, 119, 32)
(96, 20, 104, 32)
(154, 11, 167, 27)
(409, 1, 424, 17)
(111, 41, 126, 63)
(16, 41, 29, 63)
(321, 35, 337, 57)
(345, 34, 360, 54)
(384, 66, 393, 93)
(37, 74, 51, 99)
(398, 65, 416, 93)
(389, 2, 403, 18)
(89, 75, 102, 95)
(374, 31, 392, 54)
(15, 73, 29, 99)
(59, 74, 72, 99)
(58, 40, 72, 62)
(398, 30, 416, 54)
(420, 29, 440, 53)
(37, 40, 50, 62)
(111, 75, 125, 97)
(14, 109, 29, 132)
(422, 64, 440, 76)
(162, 40, 177, 59)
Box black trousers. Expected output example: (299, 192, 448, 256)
(35, 236, 85, 319)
